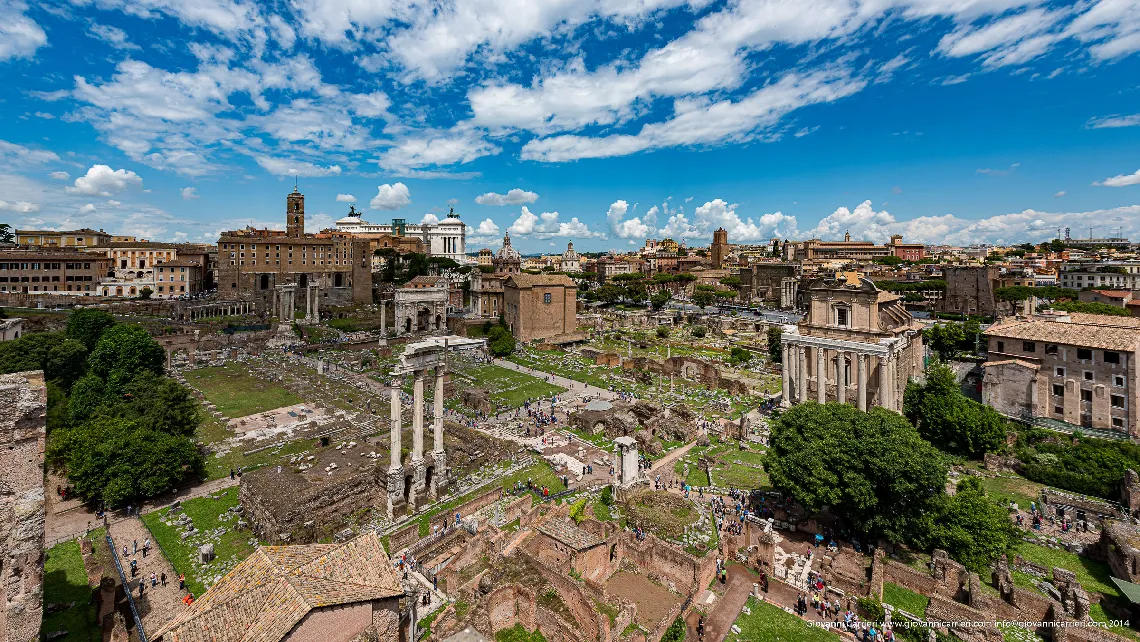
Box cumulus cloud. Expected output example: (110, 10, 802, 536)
(507, 206, 604, 239)
(66, 165, 143, 197)
(336, 193, 356, 203)
(422, 213, 439, 224)
(181, 186, 199, 200)
(370, 182, 411, 210)
(606, 199, 652, 239)
(0, 0, 46, 62)
(475, 218, 500, 236)
(49, 171, 70, 180)
(1095, 169, 1140, 188)
(475, 188, 538, 206)
(691, 199, 799, 242)
(79, 204, 96, 214)
(0, 200, 40, 213)
(806, 200, 897, 241)
(89, 23, 140, 50)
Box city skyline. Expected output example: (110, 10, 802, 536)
(0, 0, 1137, 252)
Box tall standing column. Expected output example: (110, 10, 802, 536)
(878, 355, 891, 411)
(380, 301, 387, 337)
(888, 357, 899, 411)
(433, 367, 444, 453)
(856, 353, 867, 412)
(390, 386, 402, 471)
(781, 341, 791, 406)
(412, 371, 425, 462)
(836, 352, 846, 405)
(816, 346, 827, 403)
(798, 345, 807, 403)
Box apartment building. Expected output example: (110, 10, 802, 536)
(0, 250, 111, 294)
(15, 228, 111, 248)
(983, 311, 1140, 437)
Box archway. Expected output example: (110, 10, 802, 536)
(404, 475, 413, 503)
(260, 274, 270, 290)
(425, 465, 434, 490)
(404, 317, 412, 334)
(300, 273, 308, 288)
(434, 314, 442, 330)
(416, 307, 430, 332)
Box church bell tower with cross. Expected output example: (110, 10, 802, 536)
(286, 186, 305, 238)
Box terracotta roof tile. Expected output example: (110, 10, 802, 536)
(505, 274, 576, 288)
(985, 314, 1140, 352)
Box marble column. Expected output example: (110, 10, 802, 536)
(412, 371, 425, 462)
(433, 367, 444, 453)
(380, 301, 387, 337)
(856, 353, 867, 412)
(888, 356, 899, 411)
(390, 386, 402, 471)
(781, 341, 791, 406)
(836, 352, 846, 405)
(797, 345, 807, 403)
(816, 346, 827, 403)
(878, 356, 891, 411)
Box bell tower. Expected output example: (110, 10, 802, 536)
(286, 188, 305, 238)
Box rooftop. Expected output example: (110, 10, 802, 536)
(153, 532, 403, 642)
(985, 313, 1140, 351)
(505, 273, 577, 288)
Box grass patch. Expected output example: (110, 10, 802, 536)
(184, 363, 301, 418)
(979, 475, 1043, 509)
(202, 434, 316, 481)
(728, 596, 840, 642)
(1090, 602, 1140, 640)
(882, 582, 930, 617)
(1012, 541, 1120, 598)
(495, 624, 548, 642)
(141, 486, 257, 597)
(464, 364, 566, 411)
(42, 539, 100, 642)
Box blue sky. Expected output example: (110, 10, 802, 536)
(0, 0, 1138, 253)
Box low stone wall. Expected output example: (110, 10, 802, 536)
(488, 584, 538, 635)
(521, 549, 610, 642)
(240, 465, 380, 544)
(621, 532, 716, 596)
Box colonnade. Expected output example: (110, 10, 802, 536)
(780, 335, 902, 412)
(387, 363, 448, 517)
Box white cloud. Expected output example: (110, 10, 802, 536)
(475, 188, 538, 206)
(79, 204, 96, 214)
(49, 171, 70, 180)
(691, 198, 798, 242)
(66, 165, 143, 197)
(1065, 0, 1140, 60)
(1087, 114, 1140, 129)
(475, 218, 500, 236)
(0, 139, 60, 165)
(89, 23, 140, 50)
(0, 0, 46, 62)
(1054, 190, 1066, 197)
(938, 8, 1064, 68)
(0, 200, 40, 213)
(507, 206, 604, 239)
(807, 200, 897, 241)
(336, 193, 356, 203)
(422, 213, 439, 224)
(77, 0, 267, 38)
(976, 163, 1020, 176)
(370, 182, 411, 210)
(377, 130, 499, 175)
(254, 156, 342, 177)
(181, 187, 199, 200)
(606, 199, 652, 239)
(1095, 169, 1140, 188)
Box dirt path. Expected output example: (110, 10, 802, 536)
(699, 565, 757, 642)
(649, 440, 697, 480)
(107, 517, 188, 635)
(46, 477, 239, 548)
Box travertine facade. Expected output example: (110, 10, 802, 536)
(0, 371, 46, 642)
(780, 276, 923, 412)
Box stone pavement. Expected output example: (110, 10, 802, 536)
(46, 477, 238, 548)
(108, 517, 187, 635)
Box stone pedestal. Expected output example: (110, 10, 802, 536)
(387, 468, 406, 519)
(614, 436, 640, 487)
(430, 450, 447, 498)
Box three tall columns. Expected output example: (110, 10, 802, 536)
(387, 365, 449, 519)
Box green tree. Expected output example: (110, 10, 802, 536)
(691, 289, 716, 307)
(67, 373, 107, 424)
(904, 363, 1006, 458)
(67, 309, 116, 351)
(766, 402, 948, 542)
(925, 323, 966, 361)
(719, 276, 742, 288)
(0, 223, 13, 244)
(656, 326, 670, 339)
(45, 339, 88, 389)
(729, 346, 752, 365)
(917, 477, 1017, 573)
(874, 255, 904, 267)
(88, 325, 166, 392)
(767, 326, 783, 364)
(994, 286, 1034, 315)
(650, 290, 672, 310)
(1050, 301, 1133, 317)
(0, 332, 58, 374)
(690, 325, 707, 338)
(488, 325, 516, 357)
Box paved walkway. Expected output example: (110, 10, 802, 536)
(493, 358, 619, 401)
(46, 477, 238, 548)
(699, 565, 757, 642)
(108, 517, 187, 635)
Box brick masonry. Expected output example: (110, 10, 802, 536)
(0, 371, 46, 642)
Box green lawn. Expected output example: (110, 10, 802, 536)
(728, 596, 840, 642)
(141, 486, 257, 597)
(202, 434, 316, 481)
(979, 475, 1043, 509)
(42, 539, 100, 642)
(710, 448, 770, 490)
(464, 364, 566, 410)
(184, 364, 302, 418)
(882, 582, 930, 617)
(495, 624, 548, 642)
(1012, 541, 1120, 598)
(1090, 602, 1140, 640)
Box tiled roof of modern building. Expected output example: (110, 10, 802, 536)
(984, 314, 1140, 351)
(505, 274, 577, 288)
(152, 532, 403, 642)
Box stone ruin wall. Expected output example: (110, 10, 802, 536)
(487, 585, 538, 635)
(519, 549, 608, 642)
(239, 466, 382, 544)
(619, 532, 717, 597)
(0, 371, 46, 642)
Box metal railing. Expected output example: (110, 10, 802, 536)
(106, 530, 148, 642)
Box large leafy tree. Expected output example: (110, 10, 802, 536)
(916, 477, 1017, 573)
(924, 323, 965, 361)
(904, 363, 1006, 459)
(0, 332, 88, 390)
(88, 325, 166, 391)
(650, 290, 672, 310)
(766, 402, 947, 542)
(66, 308, 116, 351)
(766, 326, 783, 364)
(488, 325, 516, 357)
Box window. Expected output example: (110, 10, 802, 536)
(1112, 394, 1126, 408)
(544, 293, 552, 304)
(1054, 406, 1064, 415)
(1056, 367, 1065, 377)
(996, 341, 1005, 352)
(1081, 389, 1093, 402)
(1077, 348, 1093, 361)
(1115, 375, 1126, 387)
(1113, 417, 1125, 429)
(1023, 341, 1036, 352)
(1045, 344, 1058, 355)
(1104, 351, 1121, 364)
(1084, 371, 1094, 382)
(1053, 384, 1064, 397)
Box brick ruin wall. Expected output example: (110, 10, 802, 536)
(239, 466, 381, 544)
(520, 549, 609, 642)
(0, 371, 47, 642)
(619, 532, 717, 596)
(487, 585, 538, 635)
(391, 486, 506, 553)
(609, 355, 750, 395)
